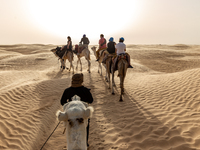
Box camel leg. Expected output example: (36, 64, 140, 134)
(111, 70, 115, 94)
(87, 59, 91, 73)
(100, 63, 102, 75)
(102, 63, 108, 81)
(98, 63, 100, 73)
(79, 59, 82, 71)
(107, 69, 110, 89)
(60, 59, 63, 71)
(71, 61, 74, 74)
(110, 61, 115, 94)
(99, 63, 102, 76)
(70, 61, 74, 74)
(119, 90, 123, 102)
(60, 59, 65, 71)
(68, 58, 74, 74)
(76, 58, 79, 71)
(105, 71, 108, 82)
(119, 75, 124, 101)
(105, 62, 109, 83)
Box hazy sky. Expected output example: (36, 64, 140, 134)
(1, 0, 200, 45)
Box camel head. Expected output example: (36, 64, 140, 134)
(91, 46, 96, 52)
(51, 46, 61, 52)
(91, 46, 97, 57)
(50, 48, 56, 53)
(56, 95, 94, 150)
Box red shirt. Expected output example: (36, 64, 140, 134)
(99, 38, 107, 49)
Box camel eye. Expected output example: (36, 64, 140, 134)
(68, 119, 73, 127)
(76, 118, 84, 124)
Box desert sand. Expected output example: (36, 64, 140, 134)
(1, 44, 200, 150)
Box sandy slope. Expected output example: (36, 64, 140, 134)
(1, 44, 200, 150)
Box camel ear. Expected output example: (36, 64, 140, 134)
(56, 110, 68, 121)
(82, 102, 88, 108)
(84, 106, 94, 119)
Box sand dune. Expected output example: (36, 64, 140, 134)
(1, 44, 200, 150)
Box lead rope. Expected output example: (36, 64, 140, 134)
(40, 122, 61, 150)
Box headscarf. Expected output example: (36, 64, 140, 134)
(71, 73, 83, 87)
(109, 37, 114, 42)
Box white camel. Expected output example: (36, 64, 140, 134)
(91, 46, 108, 78)
(75, 43, 91, 73)
(57, 95, 94, 150)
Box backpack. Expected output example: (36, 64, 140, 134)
(75, 44, 79, 52)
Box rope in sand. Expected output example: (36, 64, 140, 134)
(40, 122, 61, 150)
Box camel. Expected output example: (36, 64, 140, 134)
(91, 46, 107, 77)
(57, 95, 94, 150)
(74, 43, 91, 73)
(103, 54, 116, 91)
(112, 54, 128, 101)
(51, 47, 74, 73)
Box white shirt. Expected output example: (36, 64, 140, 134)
(115, 42, 126, 55)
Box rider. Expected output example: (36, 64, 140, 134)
(115, 37, 126, 55)
(114, 37, 133, 68)
(102, 37, 116, 63)
(59, 36, 72, 59)
(77, 34, 90, 55)
(80, 34, 90, 49)
(60, 73, 93, 147)
(96, 34, 107, 61)
(107, 37, 116, 54)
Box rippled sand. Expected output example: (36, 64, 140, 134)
(1, 44, 200, 150)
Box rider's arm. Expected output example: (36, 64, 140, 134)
(85, 88, 93, 104)
(60, 88, 70, 106)
(67, 41, 71, 49)
(80, 38, 83, 43)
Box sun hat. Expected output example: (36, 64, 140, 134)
(109, 37, 114, 42)
(120, 37, 124, 41)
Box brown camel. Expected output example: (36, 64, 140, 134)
(91, 46, 107, 76)
(51, 47, 74, 74)
(112, 54, 128, 101)
(104, 54, 116, 92)
(75, 43, 91, 73)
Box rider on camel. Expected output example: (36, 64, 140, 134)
(58, 36, 72, 59)
(113, 37, 133, 68)
(80, 34, 90, 49)
(76, 34, 90, 55)
(102, 37, 116, 63)
(96, 34, 107, 61)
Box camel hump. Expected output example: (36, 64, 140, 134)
(72, 95, 81, 101)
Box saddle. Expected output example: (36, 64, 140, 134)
(73, 44, 86, 55)
(55, 46, 72, 59)
(99, 48, 107, 57)
(113, 53, 129, 72)
(79, 46, 86, 53)
(102, 53, 115, 64)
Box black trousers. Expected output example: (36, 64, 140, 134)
(86, 119, 90, 145)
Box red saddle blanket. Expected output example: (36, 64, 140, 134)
(113, 53, 130, 71)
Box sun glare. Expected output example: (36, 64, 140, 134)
(27, 0, 143, 43)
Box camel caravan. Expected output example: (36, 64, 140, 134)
(46, 35, 133, 149)
(50, 35, 132, 101)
